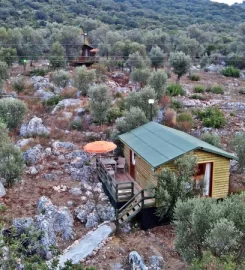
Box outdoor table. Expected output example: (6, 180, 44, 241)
(101, 158, 117, 173)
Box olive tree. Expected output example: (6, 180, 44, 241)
(201, 133, 222, 148)
(52, 70, 71, 87)
(149, 46, 165, 69)
(126, 51, 150, 70)
(149, 70, 168, 100)
(131, 68, 151, 88)
(155, 154, 199, 220)
(0, 48, 17, 66)
(49, 41, 66, 69)
(0, 98, 27, 129)
(74, 66, 96, 96)
(124, 86, 158, 120)
(88, 84, 111, 125)
(170, 51, 191, 83)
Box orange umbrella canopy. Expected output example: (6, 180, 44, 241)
(83, 141, 117, 154)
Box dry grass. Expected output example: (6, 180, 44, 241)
(60, 87, 77, 99)
(164, 108, 177, 127)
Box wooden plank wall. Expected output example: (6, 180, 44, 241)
(123, 144, 131, 172)
(156, 150, 230, 199)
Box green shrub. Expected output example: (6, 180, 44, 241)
(201, 133, 222, 148)
(221, 66, 240, 78)
(193, 85, 204, 93)
(189, 74, 201, 81)
(29, 68, 48, 76)
(232, 133, 245, 173)
(11, 76, 26, 93)
(106, 107, 123, 124)
(43, 95, 62, 107)
(53, 70, 71, 87)
(0, 98, 27, 129)
(190, 94, 206, 100)
(69, 118, 83, 131)
(177, 113, 193, 131)
(171, 100, 184, 109)
(166, 83, 185, 96)
(206, 85, 224, 94)
(211, 85, 224, 94)
(196, 107, 225, 128)
(115, 92, 123, 98)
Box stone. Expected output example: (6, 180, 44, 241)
(96, 203, 115, 222)
(12, 217, 35, 234)
(22, 144, 43, 165)
(34, 89, 55, 101)
(74, 108, 86, 117)
(150, 255, 165, 270)
(52, 141, 76, 154)
(44, 147, 52, 156)
(129, 251, 148, 270)
(120, 223, 131, 234)
(85, 211, 100, 229)
(70, 157, 85, 168)
(51, 99, 82, 114)
(112, 72, 125, 79)
(206, 64, 224, 73)
(15, 138, 34, 149)
(30, 166, 38, 175)
(20, 117, 49, 137)
(42, 173, 57, 181)
(57, 222, 116, 268)
(75, 201, 95, 223)
(71, 166, 93, 182)
(70, 187, 82, 195)
(0, 181, 6, 197)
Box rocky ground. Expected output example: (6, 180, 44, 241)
(1, 62, 245, 269)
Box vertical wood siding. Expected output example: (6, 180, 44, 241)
(123, 144, 230, 199)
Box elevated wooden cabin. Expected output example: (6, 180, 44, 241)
(72, 28, 99, 66)
(97, 122, 236, 228)
(119, 122, 236, 199)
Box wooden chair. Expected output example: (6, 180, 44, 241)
(105, 164, 115, 179)
(117, 157, 126, 173)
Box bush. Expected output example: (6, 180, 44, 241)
(0, 61, 9, 80)
(0, 98, 28, 129)
(206, 85, 224, 94)
(196, 107, 225, 128)
(190, 94, 206, 100)
(177, 113, 193, 131)
(222, 66, 240, 78)
(201, 133, 222, 148)
(29, 68, 48, 76)
(0, 143, 24, 187)
(74, 66, 96, 96)
(69, 118, 83, 131)
(166, 84, 185, 96)
(11, 76, 26, 93)
(43, 95, 62, 107)
(189, 74, 201, 81)
(164, 108, 176, 127)
(170, 99, 184, 109)
(106, 107, 123, 124)
(60, 87, 77, 98)
(232, 133, 245, 173)
(193, 85, 204, 93)
(91, 63, 107, 82)
(53, 70, 71, 87)
(149, 70, 168, 100)
(131, 68, 151, 88)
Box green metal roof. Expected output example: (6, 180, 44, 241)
(118, 122, 237, 168)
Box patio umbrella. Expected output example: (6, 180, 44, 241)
(83, 141, 117, 154)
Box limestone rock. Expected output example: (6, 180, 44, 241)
(70, 187, 82, 195)
(20, 117, 49, 137)
(51, 99, 81, 114)
(22, 144, 43, 165)
(129, 251, 148, 270)
(52, 141, 76, 154)
(85, 210, 99, 229)
(12, 217, 35, 234)
(15, 138, 34, 149)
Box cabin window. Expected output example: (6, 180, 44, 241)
(131, 151, 136, 165)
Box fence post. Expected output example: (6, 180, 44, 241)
(141, 190, 144, 209)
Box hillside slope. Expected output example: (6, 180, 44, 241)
(1, 0, 245, 30)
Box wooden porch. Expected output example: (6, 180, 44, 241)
(71, 56, 99, 66)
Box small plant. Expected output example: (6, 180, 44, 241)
(201, 133, 222, 148)
(171, 99, 184, 109)
(106, 107, 123, 124)
(166, 83, 185, 96)
(177, 113, 193, 131)
(11, 76, 26, 93)
(190, 94, 206, 100)
(206, 85, 224, 94)
(164, 108, 176, 127)
(115, 92, 123, 98)
(193, 85, 204, 93)
(60, 87, 77, 98)
(189, 74, 201, 81)
(43, 95, 62, 107)
(230, 112, 236, 117)
(196, 107, 225, 128)
(239, 89, 245, 95)
(69, 118, 83, 131)
(221, 66, 240, 78)
(29, 68, 48, 76)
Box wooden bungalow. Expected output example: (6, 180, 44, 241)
(72, 28, 99, 66)
(97, 122, 236, 228)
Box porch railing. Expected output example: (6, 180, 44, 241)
(96, 158, 134, 202)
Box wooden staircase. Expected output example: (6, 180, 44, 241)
(116, 188, 156, 226)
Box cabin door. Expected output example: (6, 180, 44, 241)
(196, 162, 213, 197)
(129, 150, 136, 179)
